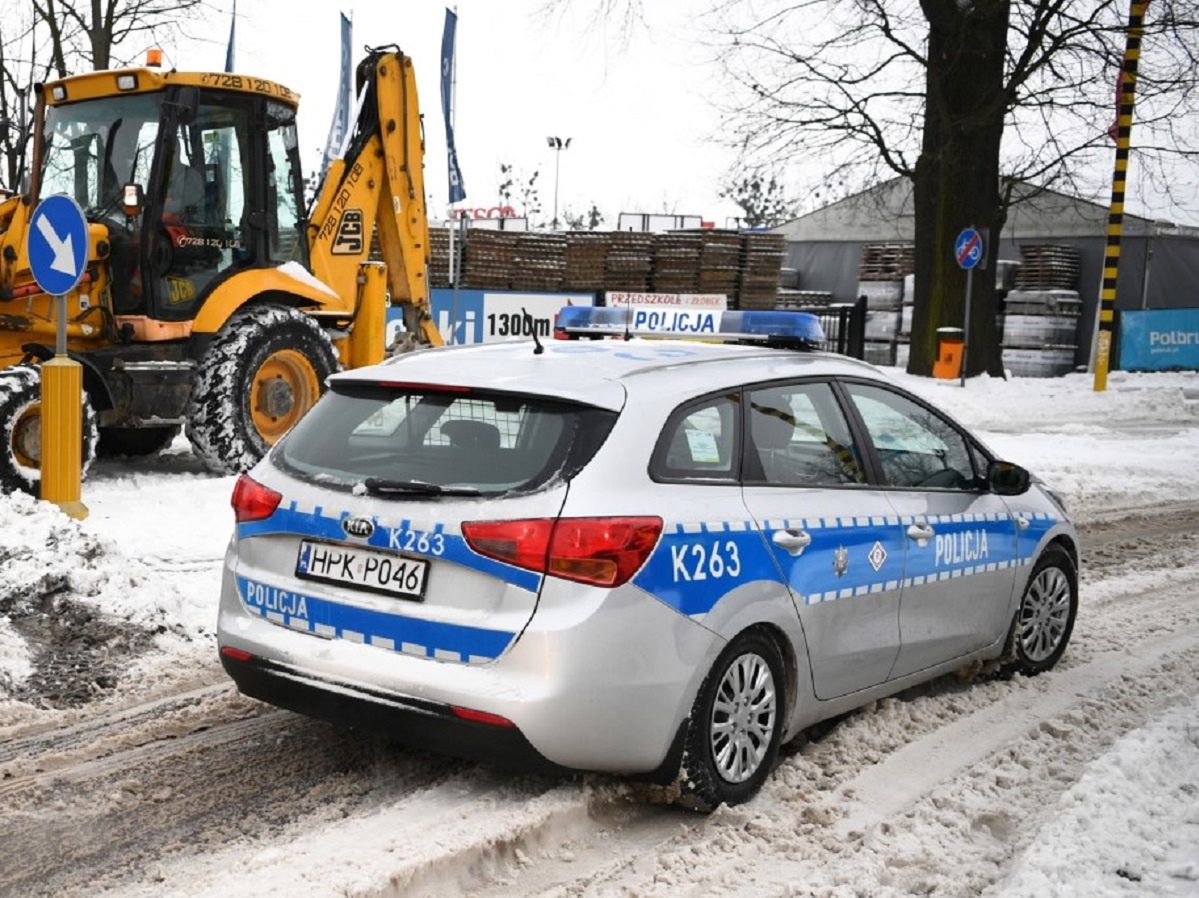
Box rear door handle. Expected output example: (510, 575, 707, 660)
(1015, 513, 1030, 531)
(772, 529, 812, 556)
(906, 523, 935, 546)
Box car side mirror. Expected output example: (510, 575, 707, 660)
(988, 460, 1030, 496)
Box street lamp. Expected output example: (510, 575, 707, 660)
(546, 135, 571, 230)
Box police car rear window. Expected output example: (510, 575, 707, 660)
(274, 384, 616, 495)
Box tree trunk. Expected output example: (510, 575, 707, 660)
(909, 0, 1009, 378)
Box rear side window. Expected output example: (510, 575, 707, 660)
(277, 385, 616, 495)
(653, 393, 740, 480)
(745, 382, 865, 486)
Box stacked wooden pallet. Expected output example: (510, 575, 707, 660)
(696, 231, 742, 296)
(562, 232, 609, 291)
(605, 232, 655, 291)
(776, 290, 834, 309)
(738, 233, 786, 309)
(858, 243, 915, 281)
(1014, 244, 1081, 290)
(513, 233, 567, 292)
(461, 231, 519, 289)
(651, 233, 702, 293)
(428, 228, 453, 287)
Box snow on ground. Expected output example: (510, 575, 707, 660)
(993, 694, 1199, 898)
(885, 369, 1199, 518)
(0, 367, 1197, 896)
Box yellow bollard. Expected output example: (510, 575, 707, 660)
(40, 355, 88, 520)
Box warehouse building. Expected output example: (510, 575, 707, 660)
(772, 178, 1199, 369)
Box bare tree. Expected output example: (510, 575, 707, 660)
(0, 0, 213, 190)
(720, 166, 797, 227)
(497, 162, 543, 222)
(32, 0, 209, 74)
(564, 202, 605, 230)
(719, 0, 1199, 375)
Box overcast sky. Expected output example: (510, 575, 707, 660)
(166, 0, 1196, 228)
(172, 0, 740, 227)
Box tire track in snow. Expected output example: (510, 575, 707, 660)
(410, 515, 1199, 897)
(2, 502, 1196, 897)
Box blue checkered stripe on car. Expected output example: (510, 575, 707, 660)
(236, 575, 514, 664)
(233, 500, 543, 664)
(633, 511, 1058, 620)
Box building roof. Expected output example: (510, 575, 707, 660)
(772, 177, 1158, 242)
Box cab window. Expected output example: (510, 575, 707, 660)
(744, 382, 864, 486)
(843, 383, 978, 490)
(154, 94, 251, 317)
(265, 100, 304, 262)
(653, 394, 739, 480)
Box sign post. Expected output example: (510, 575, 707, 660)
(27, 194, 89, 520)
(1091, 0, 1151, 392)
(954, 226, 985, 387)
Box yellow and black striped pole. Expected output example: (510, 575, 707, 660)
(1093, 0, 1149, 391)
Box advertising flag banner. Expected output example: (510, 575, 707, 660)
(320, 13, 353, 174)
(224, 0, 237, 72)
(441, 8, 467, 203)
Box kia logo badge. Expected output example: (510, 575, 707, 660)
(342, 516, 375, 539)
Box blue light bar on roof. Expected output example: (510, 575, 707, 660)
(554, 305, 825, 347)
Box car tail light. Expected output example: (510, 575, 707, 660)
(231, 473, 282, 523)
(462, 516, 662, 588)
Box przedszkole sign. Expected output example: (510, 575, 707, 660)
(1119, 308, 1199, 371)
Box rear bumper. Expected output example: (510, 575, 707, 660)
(218, 555, 719, 774)
(220, 651, 568, 774)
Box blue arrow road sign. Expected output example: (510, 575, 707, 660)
(28, 194, 89, 296)
(954, 227, 984, 270)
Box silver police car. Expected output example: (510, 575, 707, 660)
(218, 308, 1078, 811)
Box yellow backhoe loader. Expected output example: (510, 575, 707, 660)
(0, 45, 440, 493)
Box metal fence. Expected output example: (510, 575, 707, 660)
(791, 297, 867, 359)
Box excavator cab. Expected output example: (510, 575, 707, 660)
(37, 81, 307, 321)
(0, 50, 437, 494)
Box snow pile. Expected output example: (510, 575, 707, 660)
(995, 695, 1199, 897)
(0, 618, 32, 693)
(886, 369, 1199, 517)
(0, 488, 215, 702)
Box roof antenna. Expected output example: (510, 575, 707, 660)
(522, 307, 544, 355)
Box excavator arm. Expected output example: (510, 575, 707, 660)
(308, 46, 442, 350)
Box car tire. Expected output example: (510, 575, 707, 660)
(186, 304, 340, 475)
(97, 425, 181, 458)
(1006, 545, 1077, 676)
(676, 629, 785, 812)
(0, 363, 98, 495)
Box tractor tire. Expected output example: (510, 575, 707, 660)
(186, 304, 340, 475)
(0, 364, 98, 496)
(96, 425, 181, 458)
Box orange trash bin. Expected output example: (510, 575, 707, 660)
(932, 327, 965, 379)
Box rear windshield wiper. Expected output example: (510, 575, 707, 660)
(361, 477, 481, 497)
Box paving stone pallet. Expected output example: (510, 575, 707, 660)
(859, 242, 915, 281)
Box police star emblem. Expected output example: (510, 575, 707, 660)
(833, 545, 849, 577)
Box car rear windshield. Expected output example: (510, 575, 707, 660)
(274, 383, 618, 496)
